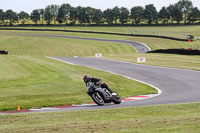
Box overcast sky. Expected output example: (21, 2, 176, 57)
(1, 0, 200, 13)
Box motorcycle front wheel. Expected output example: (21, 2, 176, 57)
(91, 92, 105, 106)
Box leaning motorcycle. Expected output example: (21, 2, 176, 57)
(87, 82, 121, 106)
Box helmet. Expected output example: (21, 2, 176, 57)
(83, 74, 91, 83)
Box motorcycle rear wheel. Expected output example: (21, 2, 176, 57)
(112, 93, 121, 104)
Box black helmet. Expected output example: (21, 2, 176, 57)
(83, 74, 91, 83)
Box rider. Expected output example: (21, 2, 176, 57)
(83, 74, 114, 93)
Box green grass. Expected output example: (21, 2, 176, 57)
(1, 30, 200, 52)
(0, 103, 200, 133)
(102, 53, 200, 71)
(0, 31, 136, 56)
(0, 55, 156, 111)
(2, 25, 200, 39)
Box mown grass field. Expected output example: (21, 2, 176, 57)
(2, 25, 200, 39)
(1, 30, 200, 51)
(0, 103, 200, 133)
(103, 53, 200, 71)
(0, 31, 136, 56)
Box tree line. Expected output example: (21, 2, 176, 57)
(0, 0, 200, 26)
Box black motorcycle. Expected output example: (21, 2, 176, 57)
(87, 82, 121, 106)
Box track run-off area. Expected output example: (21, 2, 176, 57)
(0, 34, 200, 114)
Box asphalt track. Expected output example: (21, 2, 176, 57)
(22, 56, 199, 113)
(51, 57, 200, 109)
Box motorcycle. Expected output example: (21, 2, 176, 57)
(87, 82, 121, 106)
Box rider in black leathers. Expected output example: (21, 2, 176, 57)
(83, 74, 114, 93)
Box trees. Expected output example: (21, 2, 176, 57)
(91, 9, 103, 24)
(131, 6, 144, 25)
(0, 9, 4, 24)
(57, 3, 71, 24)
(103, 9, 114, 24)
(5, 10, 18, 25)
(112, 6, 120, 24)
(144, 4, 158, 24)
(76, 6, 90, 24)
(119, 7, 129, 24)
(178, 0, 193, 24)
(69, 7, 77, 24)
(159, 7, 170, 24)
(85, 7, 95, 24)
(172, 4, 183, 24)
(1, 2, 200, 26)
(18, 11, 29, 24)
(39, 9, 45, 24)
(44, 6, 54, 25)
(30, 10, 40, 24)
(188, 7, 200, 23)
(50, 5, 59, 24)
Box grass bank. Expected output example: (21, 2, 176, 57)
(0, 55, 156, 111)
(102, 53, 200, 71)
(0, 103, 200, 133)
(0, 31, 136, 57)
(1, 30, 200, 52)
(1, 25, 200, 39)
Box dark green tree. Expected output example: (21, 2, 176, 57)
(5, 10, 18, 25)
(31, 9, 40, 24)
(0, 9, 4, 24)
(103, 9, 114, 24)
(39, 9, 45, 24)
(167, 4, 175, 24)
(18, 11, 29, 24)
(173, 4, 183, 24)
(69, 7, 77, 24)
(144, 4, 158, 24)
(76, 6, 90, 24)
(131, 6, 144, 25)
(119, 7, 129, 24)
(159, 7, 170, 24)
(177, 0, 193, 24)
(188, 7, 200, 23)
(112, 6, 120, 24)
(44, 6, 54, 24)
(50, 5, 59, 24)
(86, 6, 95, 24)
(92, 9, 103, 24)
(57, 3, 71, 24)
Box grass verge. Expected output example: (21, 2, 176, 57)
(102, 53, 200, 71)
(0, 103, 200, 133)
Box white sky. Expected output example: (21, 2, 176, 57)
(1, 0, 200, 13)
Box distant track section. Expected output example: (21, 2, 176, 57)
(1, 33, 151, 53)
(0, 28, 187, 41)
